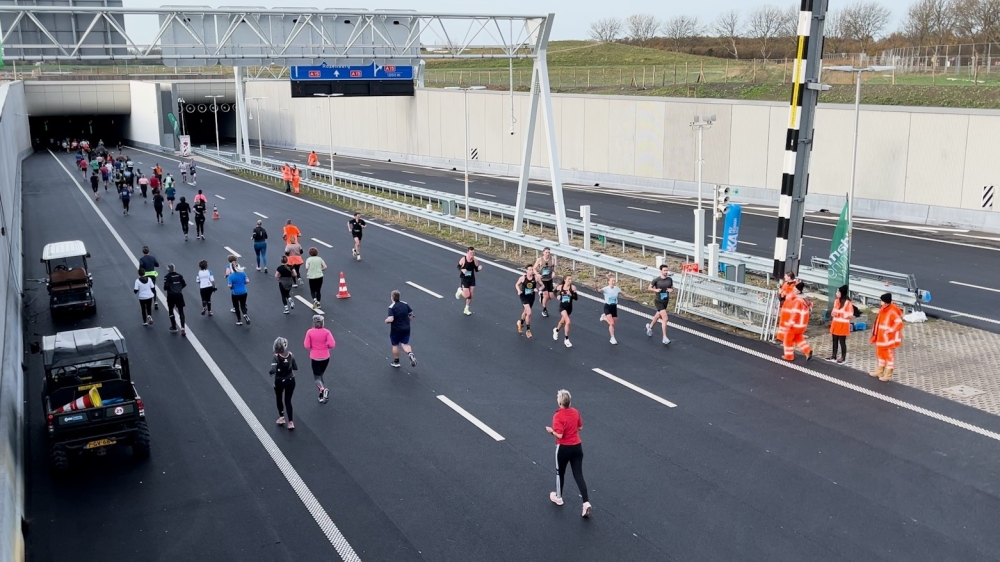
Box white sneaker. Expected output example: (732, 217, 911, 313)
(552, 328, 559, 341)
(283, 306, 290, 314)
(582, 502, 592, 518)
(230, 307, 236, 313)
(463, 307, 472, 316)
(455, 287, 463, 300)
(290, 300, 295, 309)
(356, 254, 361, 261)
(610, 337, 618, 345)
(662, 337, 671, 345)
(549, 492, 564, 506)
(564, 339, 573, 348)
(646, 324, 653, 337)
(599, 314, 606, 322)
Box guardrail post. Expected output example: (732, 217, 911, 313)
(581, 205, 592, 250)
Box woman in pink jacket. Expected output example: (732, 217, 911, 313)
(303, 314, 336, 404)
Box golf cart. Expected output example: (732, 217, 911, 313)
(37, 327, 149, 471)
(41, 240, 96, 317)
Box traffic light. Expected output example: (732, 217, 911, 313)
(715, 185, 731, 216)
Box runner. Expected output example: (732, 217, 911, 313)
(646, 264, 674, 345)
(179, 160, 189, 184)
(134, 268, 155, 326)
(282, 219, 301, 244)
(552, 275, 578, 348)
(534, 247, 558, 318)
(189, 160, 197, 186)
(153, 163, 163, 183)
(600, 274, 621, 345)
(252, 220, 268, 273)
(152, 190, 165, 224)
(227, 262, 251, 326)
(515, 264, 540, 339)
(123, 165, 134, 191)
(274, 256, 296, 313)
(385, 290, 416, 368)
(139, 246, 161, 311)
(193, 193, 207, 241)
(285, 240, 304, 288)
(163, 264, 188, 336)
(175, 196, 191, 241)
(270, 337, 298, 430)
(100, 162, 110, 190)
(78, 156, 88, 179)
(196, 260, 216, 316)
(120, 182, 132, 216)
(545, 389, 591, 518)
(149, 173, 160, 197)
(303, 315, 335, 403)
(165, 182, 176, 213)
(137, 172, 149, 202)
(305, 247, 327, 309)
(454, 247, 483, 316)
(113, 167, 125, 195)
(89, 171, 100, 201)
(347, 212, 366, 261)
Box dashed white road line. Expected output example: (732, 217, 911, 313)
(401, 170, 415, 174)
(405, 281, 443, 299)
(436, 396, 505, 441)
(738, 240, 758, 246)
(627, 206, 660, 214)
(949, 280, 1000, 293)
(592, 368, 677, 408)
(224, 246, 242, 257)
(311, 237, 333, 248)
(294, 294, 325, 314)
(528, 190, 548, 195)
(215, 194, 226, 200)
(359, 163, 372, 167)
(565, 208, 598, 216)
(925, 305, 1000, 325)
(358, 171, 375, 175)
(254, 211, 269, 219)
(475, 192, 496, 198)
(804, 235, 832, 241)
(409, 180, 426, 185)
(50, 150, 362, 562)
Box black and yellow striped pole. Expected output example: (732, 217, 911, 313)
(773, 0, 829, 279)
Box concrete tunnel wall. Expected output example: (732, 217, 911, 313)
(244, 80, 1000, 232)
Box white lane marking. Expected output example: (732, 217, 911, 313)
(358, 171, 375, 175)
(401, 170, 415, 174)
(950, 281, 1000, 293)
(224, 246, 242, 258)
(254, 211, 269, 219)
(409, 180, 426, 185)
(406, 281, 443, 299)
(134, 147, 1000, 443)
(592, 368, 677, 408)
(528, 190, 548, 195)
(294, 294, 325, 314)
(627, 206, 661, 214)
(359, 163, 371, 167)
(215, 194, 226, 200)
(957, 234, 1000, 242)
(474, 192, 496, 198)
(565, 208, 598, 216)
(804, 235, 832, 241)
(738, 240, 758, 246)
(311, 237, 333, 248)
(50, 150, 362, 562)
(436, 396, 505, 442)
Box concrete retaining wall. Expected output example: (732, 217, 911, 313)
(0, 80, 31, 562)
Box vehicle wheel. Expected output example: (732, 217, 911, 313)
(89, 304, 98, 317)
(50, 447, 69, 472)
(132, 420, 151, 460)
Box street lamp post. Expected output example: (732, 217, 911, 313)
(177, 97, 187, 136)
(205, 95, 223, 153)
(690, 115, 715, 271)
(247, 96, 267, 161)
(445, 86, 486, 220)
(313, 93, 344, 183)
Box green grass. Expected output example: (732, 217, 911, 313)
(423, 40, 712, 69)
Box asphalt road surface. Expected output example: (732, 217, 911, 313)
(22, 149, 1000, 561)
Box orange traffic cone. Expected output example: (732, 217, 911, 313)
(336, 271, 351, 299)
(212, 205, 220, 220)
(55, 387, 103, 413)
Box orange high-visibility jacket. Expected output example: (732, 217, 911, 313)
(830, 298, 855, 336)
(281, 165, 293, 181)
(292, 168, 301, 184)
(308, 153, 319, 167)
(779, 294, 811, 334)
(779, 280, 797, 302)
(871, 303, 903, 349)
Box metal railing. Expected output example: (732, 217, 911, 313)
(675, 272, 779, 341)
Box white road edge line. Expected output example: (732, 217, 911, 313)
(627, 206, 661, 214)
(528, 190, 547, 195)
(804, 235, 832, 241)
(474, 192, 496, 198)
(224, 246, 242, 258)
(592, 368, 677, 408)
(436, 396, 505, 441)
(294, 294, 324, 314)
(48, 150, 361, 562)
(311, 237, 333, 248)
(949, 280, 1000, 293)
(215, 194, 226, 200)
(956, 233, 1000, 242)
(254, 211, 269, 219)
(409, 180, 426, 184)
(739, 240, 758, 246)
(405, 281, 443, 299)
(924, 305, 1000, 326)
(133, 146, 1000, 444)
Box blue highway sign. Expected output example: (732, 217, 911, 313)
(291, 62, 413, 81)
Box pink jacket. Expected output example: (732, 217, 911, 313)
(303, 328, 336, 360)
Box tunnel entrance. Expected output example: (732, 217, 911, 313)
(29, 115, 127, 150)
(179, 108, 236, 147)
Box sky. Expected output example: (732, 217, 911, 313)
(122, 0, 916, 42)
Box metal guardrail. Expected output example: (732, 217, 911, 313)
(192, 148, 785, 336)
(675, 272, 779, 340)
(196, 149, 923, 311)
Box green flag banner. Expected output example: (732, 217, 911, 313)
(167, 113, 180, 136)
(827, 200, 850, 305)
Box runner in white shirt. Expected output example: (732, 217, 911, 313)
(195, 260, 216, 316)
(134, 269, 156, 326)
(179, 161, 189, 184)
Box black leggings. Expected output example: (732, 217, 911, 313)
(279, 284, 292, 306)
(274, 377, 295, 422)
(155, 207, 163, 221)
(309, 277, 324, 302)
(555, 444, 589, 502)
(200, 287, 214, 311)
(168, 300, 186, 329)
(122, 199, 130, 212)
(832, 335, 847, 360)
(232, 293, 248, 320)
(139, 298, 153, 321)
(195, 216, 205, 237)
(312, 358, 329, 390)
(180, 218, 189, 234)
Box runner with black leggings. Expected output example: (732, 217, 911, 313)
(546, 389, 591, 518)
(303, 315, 335, 403)
(269, 337, 297, 430)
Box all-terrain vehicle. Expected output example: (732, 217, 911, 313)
(37, 327, 149, 471)
(41, 240, 96, 318)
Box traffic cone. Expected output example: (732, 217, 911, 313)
(336, 271, 351, 299)
(212, 205, 220, 220)
(55, 387, 103, 413)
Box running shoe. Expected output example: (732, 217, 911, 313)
(146, 315, 153, 325)
(283, 306, 290, 314)
(517, 319, 523, 334)
(352, 248, 356, 257)
(276, 416, 285, 425)
(231, 307, 236, 313)
(181, 328, 186, 337)
(169, 326, 178, 333)
(154, 302, 159, 310)
(390, 359, 400, 368)
(236, 321, 243, 326)
(201, 306, 207, 316)
(290, 300, 295, 309)
(564, 339, 573, 348)
(582, 502, 592, 518)
(256, 266, 261, 271)
(264, 268, 267, 274)
(552, 327, 559, 340)
(646, 324, 653, 337)
(455, 287, 463, 300)
(662, 337, 671, 345)
(525, 328, 532, 339)
(409, 352, 416, 367)
(824, 356, 837, 362)
(836, 358, 846, 364)
(549, 492, 564, 506)
(287, 422, 294, 430)
(322, 388, 330, 402)
(599, 314, 606, 322)
(312, 299, 319, 310)
(356, 254, 361, 262)
(541, 309, 549, 318)
(208, 311, 214, 316)
(243, 313, 251, 325)
(463, 307, 472, 316)
(610, 337, 618, 345)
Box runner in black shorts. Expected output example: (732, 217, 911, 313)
(534, 247, 557, 318)
(386, 290, 416, 368)
(515, 264, 540, 339)
(348, 212, 366, 261)
(646, 264, 674, 345)
(89, 171, 100, 201)
(454, 247, 483, 316)
(600, 274, 621, 345)
(552, 275, 578, 348)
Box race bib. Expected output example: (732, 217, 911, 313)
(561, 295, 571, 303)
(463, 270, 472, 277)
(542, 268, 551, 276)
(659, 292, 669, 300)
(524, 288, 533, 295)
(607, 297, 617, 305)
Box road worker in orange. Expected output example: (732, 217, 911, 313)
(778, 281, 813, 362)
(870, 292, 903, 382)
(283, 219, 302, 244)
(281, 163, 293, 193)
(825, 285, 854, 364)
(292, 165, 301, 194)
(775, 271, 798, 341)
(308, 151, 319, 167)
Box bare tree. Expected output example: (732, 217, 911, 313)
(663, 15, 702, 50)
(842, 1, 893, 53)
(824, 9, 848, 53)
(588, 17, 624, 43)
(714, 10, 743, 58)
(747, 5, 787, 59)
(902, 0, 954, 44)
(953, 0, 1000, 44)
(625, 13, 662, 45)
